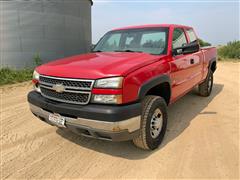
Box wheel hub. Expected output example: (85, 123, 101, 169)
(208, 75, 212, 92)
(150, 108, 163, 138)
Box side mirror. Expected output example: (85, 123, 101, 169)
(182, 41, 200, 55)
(173, 41, 200, 56)
(172, 48, 183, 56)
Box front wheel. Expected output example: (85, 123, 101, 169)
(133, 96, 168, 150)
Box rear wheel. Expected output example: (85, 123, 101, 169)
(133, 96, 168, 150)
(198, 70, 213, 97)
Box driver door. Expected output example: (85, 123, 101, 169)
(170, 28, 195, 102)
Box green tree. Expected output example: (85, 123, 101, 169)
(198, 39, 211, 47)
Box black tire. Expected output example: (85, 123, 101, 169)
(198, 70, 213, 97)
(133, 95, 168, 150)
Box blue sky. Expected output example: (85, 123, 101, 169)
(92, 0, 239, 45)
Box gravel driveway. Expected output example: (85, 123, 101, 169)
(1, 62, 239, 179)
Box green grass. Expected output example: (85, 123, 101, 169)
(0, 68, 33, 86)
(0, 53, 42, 86)
(218, 41, 240, 60)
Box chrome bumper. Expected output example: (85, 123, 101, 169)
(29, 103, 141, 141)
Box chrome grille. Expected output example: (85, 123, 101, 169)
(39, 75, 93, 90)
(40, 87, 90, 104)
(39, 75, 94, 105)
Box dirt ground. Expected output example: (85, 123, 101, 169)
(0, 62, 239, 179)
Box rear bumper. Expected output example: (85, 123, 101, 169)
(28, 91, 141, 141)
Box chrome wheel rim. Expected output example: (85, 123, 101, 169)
(150, 108, 163, 138)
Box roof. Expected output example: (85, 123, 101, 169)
(112, 24, 192, 31)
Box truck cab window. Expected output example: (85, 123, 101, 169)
(100, 33, 121, 51)
(140, 32, 166, 54)
(172, 28, 187, 49)
(186, 29, 197, 43)
(94, 28, 169, 55)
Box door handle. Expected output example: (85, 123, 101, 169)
(190, 59, 194, 64)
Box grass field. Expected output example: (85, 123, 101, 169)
(0, 68, 33, 86)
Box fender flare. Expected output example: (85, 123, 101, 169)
(137, 74, 171, 101)
(208, 57, 217, 73)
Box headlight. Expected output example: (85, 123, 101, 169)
(94, 77, 123, 89)
(92, 95, 122, 104)
(33, 70, 40, 80)
(32, 70, 41, 93)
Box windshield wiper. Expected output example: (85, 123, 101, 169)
(114, 50, 143, 53)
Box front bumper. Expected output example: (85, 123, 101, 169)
(28, 91, 141, 141)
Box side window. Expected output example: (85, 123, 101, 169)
(172, 28, 187, 49)
(186, 29, 197, 43)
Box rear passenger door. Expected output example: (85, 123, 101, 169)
(185, 28, 204, 84)
(170, 28, 195, 101)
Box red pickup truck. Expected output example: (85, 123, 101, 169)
(28, 24, 217, 150)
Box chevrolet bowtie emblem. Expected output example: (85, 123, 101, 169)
(52, 84, 65, 93)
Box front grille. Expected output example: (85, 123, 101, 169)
(40, 87, 90, 104)
(39, 75, 94, 105)
(39, 76, 93, 90)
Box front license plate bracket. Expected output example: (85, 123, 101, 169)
(48, 113, 66, 128)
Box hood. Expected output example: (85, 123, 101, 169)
(37, 52, 165, 79)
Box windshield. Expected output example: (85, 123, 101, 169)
(93, 28, 169, 55)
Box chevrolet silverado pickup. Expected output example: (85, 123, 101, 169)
(28, 24, 217, 150)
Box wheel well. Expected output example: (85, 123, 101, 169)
(210, 61, 216, 73)
(146, 82, 171, 105)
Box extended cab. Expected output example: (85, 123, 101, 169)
(28, 24, 217, 150)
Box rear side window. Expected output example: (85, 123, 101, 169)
(172, 28, 187, 49)
(186, 29, 197, 43)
